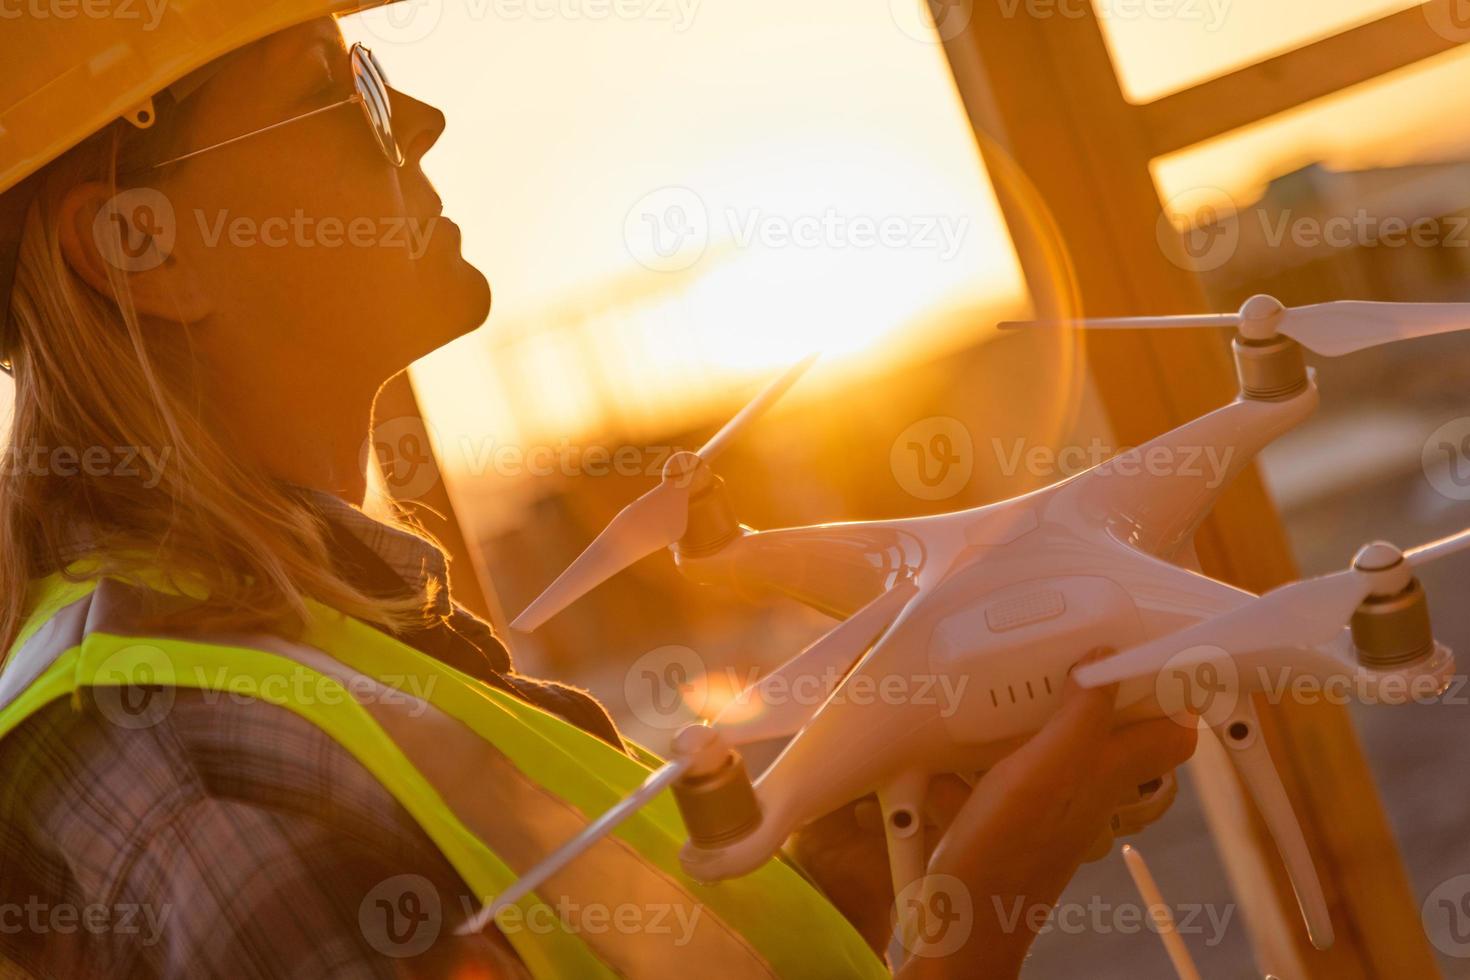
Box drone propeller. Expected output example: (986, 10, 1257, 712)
(711, 579, 918, 745)
(512, 354, 819, 632)
(1076, 527, 1470, 690)
(1003, 294, 1470, 358)
(461, 583, 916, 934)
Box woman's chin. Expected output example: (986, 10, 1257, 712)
(450, 261, 492, 338)
(407, 263, 491, 360)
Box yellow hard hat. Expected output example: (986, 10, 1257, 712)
(1, 0, 400, 195)
(0, 0, 403, 370)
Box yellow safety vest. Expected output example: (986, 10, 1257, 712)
(0, 572, 888, 979)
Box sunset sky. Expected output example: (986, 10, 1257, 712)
(336, 0, 1470, 483)
(8, 2, 1470, 466)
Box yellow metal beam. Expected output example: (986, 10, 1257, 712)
(940, 4, 1440, 976)
(1142, 0, 1470, 157)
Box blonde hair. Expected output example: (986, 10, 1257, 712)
(0, 111, 425, 655)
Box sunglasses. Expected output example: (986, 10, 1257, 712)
(144, 42, 405, 171)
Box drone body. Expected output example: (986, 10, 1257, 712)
(670, 373, 1336, 946)
(473, 295, 1470, 957)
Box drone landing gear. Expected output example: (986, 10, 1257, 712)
(880, 771, 931, 960)
(1214, 702, 1335, 951)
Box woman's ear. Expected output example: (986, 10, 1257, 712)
(55, 180, 212, 323)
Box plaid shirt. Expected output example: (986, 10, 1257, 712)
(0, 491, 625, 979)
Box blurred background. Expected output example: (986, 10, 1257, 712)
(5, 0, 1468, 975)
(343, 1, 1470, 976)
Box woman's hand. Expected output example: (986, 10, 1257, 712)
(789, 647, 1197, 974)
(898, 647, 1198, 978)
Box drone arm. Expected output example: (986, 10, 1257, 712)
(677, 522, 923, 619)
(711, 581, 920, 744)
(1061, 383, 1318, 561)
(1212, 703, 1334, 950)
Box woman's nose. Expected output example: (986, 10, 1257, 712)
(390, 87, 446, 165)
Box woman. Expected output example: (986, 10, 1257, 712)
(0, 6, 1196, 977)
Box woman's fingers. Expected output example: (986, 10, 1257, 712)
(923, 774, 972, 836)
(1101, 717, 1199, 793)
(1111, 773, 1179, 838)
(996, 647, 1120, 783)
(1081, 824, 1115, 864)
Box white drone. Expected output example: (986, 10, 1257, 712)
(464, 294, 1470, 968)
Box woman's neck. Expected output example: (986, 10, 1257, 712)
(204, 365, 379, 507)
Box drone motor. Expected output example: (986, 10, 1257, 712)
(1348, 542, 1457, 700)
(1232, 333, 1308, 401)
(676, 469, 741, 558)
(670, 724, 764, 849)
